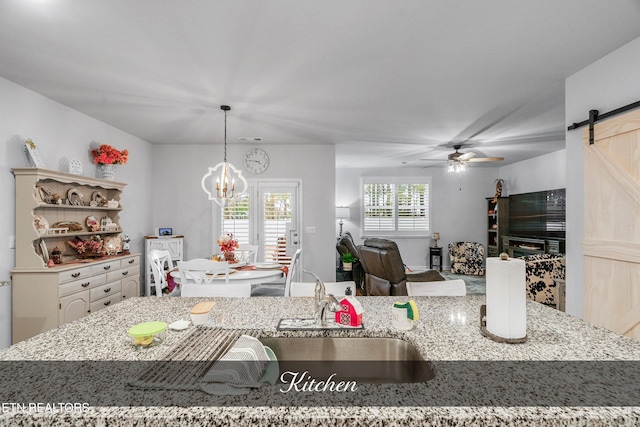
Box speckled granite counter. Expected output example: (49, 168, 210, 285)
(1, 295, 640, 426)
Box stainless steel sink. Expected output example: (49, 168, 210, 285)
(258, 337, 435, 383)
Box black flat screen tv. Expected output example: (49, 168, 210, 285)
(508, 189, 566, 238)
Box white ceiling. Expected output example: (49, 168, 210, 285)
(1, 0, 640, 168)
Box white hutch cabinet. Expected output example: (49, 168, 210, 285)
(11, 168, 140, 343)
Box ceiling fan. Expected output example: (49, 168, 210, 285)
(420, 144, 504, 172)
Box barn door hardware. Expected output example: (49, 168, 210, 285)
(567, 100, 640, 144)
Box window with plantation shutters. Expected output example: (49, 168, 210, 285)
(363, 178, 430, 236)
(262, 191, 292, 263)
(220, 193, 250, 245)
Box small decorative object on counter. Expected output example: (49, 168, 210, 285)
(128, 321, 167, 348)
(391, 300, 419, 330)
(51, 247, 62, 264)
(335, 289, 364, 327)
(47, 259, 55, 268)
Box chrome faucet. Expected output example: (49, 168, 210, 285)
(305, 270, 341, 327)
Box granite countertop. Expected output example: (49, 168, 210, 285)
(1, 295, 640, 426)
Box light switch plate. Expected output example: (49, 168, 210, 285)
(9, 235, 15, 249)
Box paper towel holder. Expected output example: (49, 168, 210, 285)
(479, 304, 527, 344)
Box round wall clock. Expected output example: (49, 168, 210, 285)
(243, 148, 270, 174)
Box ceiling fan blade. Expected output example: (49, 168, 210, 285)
(466, 157, 505, 162)
(458, 152, 476, 161)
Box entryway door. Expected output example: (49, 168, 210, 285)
(584, 108, 640, 339)
(218, 180, 301, 279)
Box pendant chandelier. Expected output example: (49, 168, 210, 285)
(201, 105, 248, 206)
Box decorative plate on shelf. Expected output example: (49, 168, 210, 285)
(67, 188, 84, 206)
(104, 236, 123, 255)
(33, 214, 49, 231)
(40, 240, 49, 263)
(92, 191, 106, 205)
(86, 216, 99, 232)
(36, 186, 54, 204)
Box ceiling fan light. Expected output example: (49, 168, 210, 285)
(447, 160, 465, 173)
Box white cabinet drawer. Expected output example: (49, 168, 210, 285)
(107, 265, 138, 282)
(121, 256, 139, 268)
(59, 274, 107, 298)
(91, 260, 121, 275)
(90, 281, 121, 302)
(58, 266, 92, 284)
(90, 292, 121, 313)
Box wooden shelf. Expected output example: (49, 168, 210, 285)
(38, 230, 122, 239)
(36, 204, 122, 211)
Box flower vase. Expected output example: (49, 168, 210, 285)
(101, 164, 116, 181)
(223, 250, 236, 263)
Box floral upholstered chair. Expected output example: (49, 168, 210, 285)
(521, 253, 566, 307)
(448, 242, 485, 276)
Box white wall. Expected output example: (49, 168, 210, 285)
(565, 35, 640, 319)
(152, 143, 336, 282)
(498, 149, 566, 195)
(0, 76, 154, 348)
(336, 166, 497, 269)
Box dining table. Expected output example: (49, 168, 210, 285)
(169, 263, 286, 296)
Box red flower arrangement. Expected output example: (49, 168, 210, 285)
(91, 144, 129, 165)
(217, 233, 239, 253)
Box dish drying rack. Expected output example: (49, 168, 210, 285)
(129, 327, 261, 390)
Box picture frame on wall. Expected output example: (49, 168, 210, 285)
(24, 139, 46, 168)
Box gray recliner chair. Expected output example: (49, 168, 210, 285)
(358, 238, 444, 296)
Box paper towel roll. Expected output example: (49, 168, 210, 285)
(485, 257, 526, 340)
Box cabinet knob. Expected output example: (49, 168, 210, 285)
(104, 300, 111, 306)
(103, 265, 111, 270)
(122, 271, 129, 276)
(72, 272, 81, 278)
(104, 287, 111, 293)
(81, 282, 90, 287)
(128, 259, 135, 264)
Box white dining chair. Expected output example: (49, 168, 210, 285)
(178, 259, 249, 297)
(283, 248, 302, 297)
(237, 244, 258, 264)
(290, 281, 356, 297)
(148, 249, 175, 297)
(406, 279, 467, 296)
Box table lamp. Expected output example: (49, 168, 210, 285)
(432, 232, 440, 248)
(336, 207, 350, 237)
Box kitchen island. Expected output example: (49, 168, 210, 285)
(1, 295, 640, 426)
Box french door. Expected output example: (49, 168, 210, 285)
(217, 180, 301, 275)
